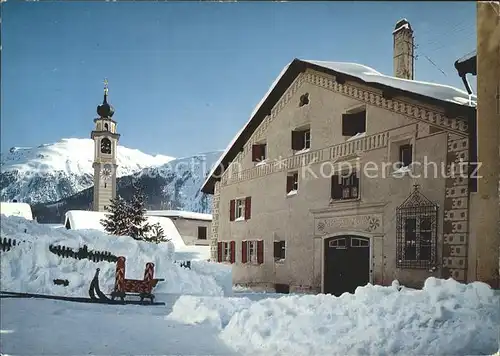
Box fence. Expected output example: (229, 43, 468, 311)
(48, 244, 119, 263)
(0, 237, 19, 252)
(174, 260, 191, 269)
(2, 237, 192, 269)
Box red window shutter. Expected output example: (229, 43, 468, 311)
(257, 240, 264, 264)
(244, 196, 252, 219)
(230, 241, 236, 263)
(331, 174, 341, 199)
(217, 242, 222, 262)
(229, 200, 235, 221)
(251, 145, 259, 162)
(241, 241, 247, 263)
(252, 144, 265, 162)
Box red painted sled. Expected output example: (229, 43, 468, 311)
(110, 256, 164, 303)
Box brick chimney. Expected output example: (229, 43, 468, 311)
(393, 19, 414, 80)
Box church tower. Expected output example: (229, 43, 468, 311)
(91, 80, 120, 212)
(393, 18, 415, 80)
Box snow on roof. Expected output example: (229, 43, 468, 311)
(304, 60, 476, 106)
(0, 202, 33, 220)
(202, 59, 476, 192)
(64, 210, 109, 231)
(393, 18, 412, 33)
(146, 210, 212, 221)
(456, 50, 477, 65)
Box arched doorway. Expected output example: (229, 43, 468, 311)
(324, 235, 370, 296)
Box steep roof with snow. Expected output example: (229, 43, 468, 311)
(146, 210, 212, 221)
(0, 202, 33, 220)
(201, 58, 477, 194)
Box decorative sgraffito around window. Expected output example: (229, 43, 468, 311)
(396, 184, 438, 270)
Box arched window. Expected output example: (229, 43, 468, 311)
(101, 138, 112, 154)
(104, 123, 109, 131)
(396, 184, 438, 269)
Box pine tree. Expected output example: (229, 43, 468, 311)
(128, 186, 151, 240)
(144, 222, 170, 244)
(100, 196, 130, 235)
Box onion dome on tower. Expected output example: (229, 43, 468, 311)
(97, 79, 115, 118)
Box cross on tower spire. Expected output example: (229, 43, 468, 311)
(103, 78, 109, 103)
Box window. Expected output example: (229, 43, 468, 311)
(396, 185, 438, 269)
(403, 217, 432, 261)
(329, 238, 346, 249)
(286, 172, 299, 195)
(331, 171, 359, 200)
(243, 241, 257, 263)
(242, 240, 264, 264)
(217, 241, 235, 263)
(399, 144, 413, 167)
(252, 143, 267, 162)
(342, 110, 366, 137)
(299, 93, 309, 107)
(104, 123, 109, 131)
(230, 197, 251, 221)
(291, 128, 311, 151)
(274, 240, 285, 261)
(351, 237, 369, 247)
(104, 183, 107, 188)
(198, 226, 207, 240)
(101, 138, 112, 154)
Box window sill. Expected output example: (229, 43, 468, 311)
(286, 190, 298, 197)
(234, 217, 246, 222)
(274, 258, 285, 264)
(255, 160, 268, 167)
(345, 132, 367, 142)
(392, 165, 412, 177)
(294, 148, 310, 155)
(396, 260, 436, 270)
(329, 197, 361, 205)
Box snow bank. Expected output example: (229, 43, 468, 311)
(169, 278, 499, 355)
(0, 215, 231, 297)
(167, 296, 253, 330)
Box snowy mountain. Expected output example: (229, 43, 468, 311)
(1, 138, 174, 204)
(32, 151, 223, 223)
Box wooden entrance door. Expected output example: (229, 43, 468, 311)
(323, 235, 370, 296)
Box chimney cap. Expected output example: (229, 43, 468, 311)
(393, 18, 412, 33)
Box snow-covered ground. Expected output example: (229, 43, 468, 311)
(0, 298, 236, 356)
(1, 279, 498, 356)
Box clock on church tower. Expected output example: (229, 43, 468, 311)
(91, 79, 121, 212)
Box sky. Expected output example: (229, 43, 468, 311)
(1, 1, 477, 158)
